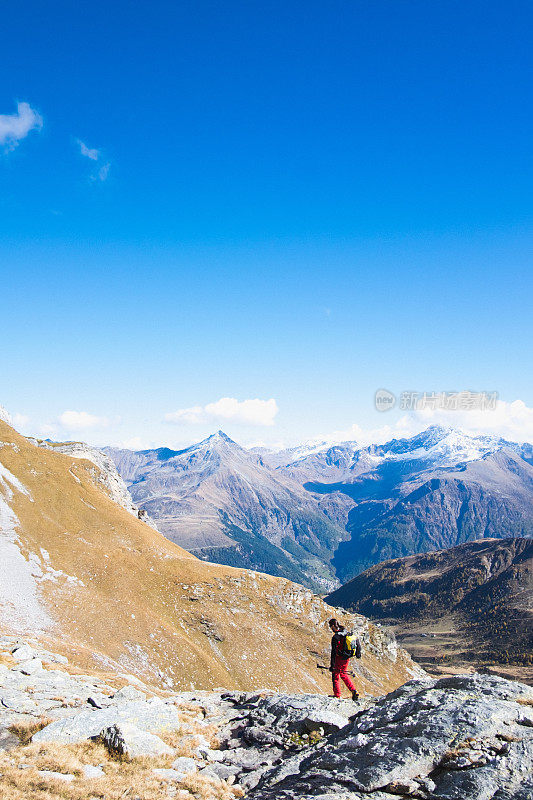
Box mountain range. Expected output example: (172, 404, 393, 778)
(0, 417, 420, 694)
(107, 426, 533, 587)
(106, 432, 351, 591)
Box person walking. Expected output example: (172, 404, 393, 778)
(329, 618, 359, 701)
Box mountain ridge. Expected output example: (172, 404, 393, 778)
(326, 536, 533, 678)
(107, 425, 533, 585)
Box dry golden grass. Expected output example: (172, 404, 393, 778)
(159, 721, 220, 757)
(9, 716, 54, 745)
(516, 697, 533, 706)
(0, 739, 243, 800)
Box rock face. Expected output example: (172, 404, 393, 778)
(327, 537, 533, 670)
(247, 674, 533, 800)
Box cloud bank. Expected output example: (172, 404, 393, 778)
(0, 102, 42, 150)
(165, 397, 279, 427)
(58, 410, 110, 430)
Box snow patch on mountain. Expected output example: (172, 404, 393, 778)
(0, 460, 54, 634)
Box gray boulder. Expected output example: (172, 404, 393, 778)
(37, 770, 75, 782)
(81, 764, 105, 779)
(15, 658, 43, 676)
(171, 756, 198, 773)
(112, 685, 146, 703)
(11, 645, 35, 663)
(152, 767, 187, 781)
(202, 762, 240, 782)
(1, 688, 38, 714)
(100, 722, 173, 759)
(33, 697, 183, 744)
(248, 674, 533, 800)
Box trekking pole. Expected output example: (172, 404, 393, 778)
(317, 663, 356, 677)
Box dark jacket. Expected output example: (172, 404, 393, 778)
(330, 631, 347, 670)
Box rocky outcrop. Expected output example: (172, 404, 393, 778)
(28, 436, 156, 525)
(1, 636, 531, 800)
(248, 674, 533, 800)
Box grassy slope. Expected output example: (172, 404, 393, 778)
(0, 420, 420, 695)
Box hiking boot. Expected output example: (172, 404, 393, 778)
(352, 690, 360, 701)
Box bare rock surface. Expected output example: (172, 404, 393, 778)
(1, 637, 532, 799)
(247, 674, 533, 800)
(99, 721, 173, 758)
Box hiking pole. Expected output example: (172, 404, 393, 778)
(317, 663, 356, 677)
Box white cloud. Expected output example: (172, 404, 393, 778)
(58, 410, 110, 430)
(95, 162, 110, 182)
(76, 137, 110, 181)
(411, 399, 533, 444)
(76, 138, 99, 161)
(120, 436, 144, 450)
(165, 397, 279, 427)
(0, 102, 42, 150)
(0, 405, 30, 430)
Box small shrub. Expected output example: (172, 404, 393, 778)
(9, 717, 53, 745)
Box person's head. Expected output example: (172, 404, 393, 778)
(329, 618, 344, 633)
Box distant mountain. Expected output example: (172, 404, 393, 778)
(326, 537, 533, 672)
(253, 440, 350, 471)
(278, 426, 533, 484)
(106, 431, 349, 591)
(305, 427, 533, 581)
(277, 441, 362, 483)
(108, 425, 533, 588)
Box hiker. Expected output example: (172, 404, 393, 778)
(328, 618, 359, 701)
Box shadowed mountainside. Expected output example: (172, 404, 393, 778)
(327, 537, 533, 676)
(303, 429, 533, 581)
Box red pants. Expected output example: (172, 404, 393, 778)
(332, 658, 356, 698)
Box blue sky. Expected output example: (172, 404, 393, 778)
(1, 0, 533, 448)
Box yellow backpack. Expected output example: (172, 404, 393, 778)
(340, 633, 362, 659)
